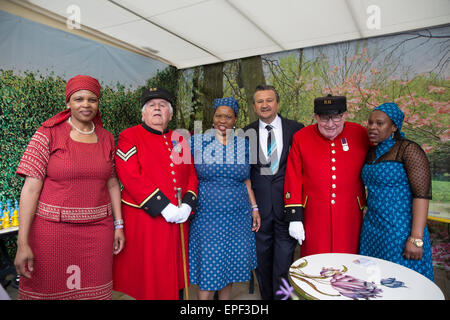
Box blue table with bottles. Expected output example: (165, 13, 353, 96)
(0, 199, 19, 290)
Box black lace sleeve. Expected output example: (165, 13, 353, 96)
(401, 141, 432, 199)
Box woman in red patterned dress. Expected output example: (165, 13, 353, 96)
(13, 75, 125, 300)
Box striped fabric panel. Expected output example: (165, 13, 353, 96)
(17, 130, 50, 179)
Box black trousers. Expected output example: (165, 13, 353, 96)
(254, 209, 297, 300)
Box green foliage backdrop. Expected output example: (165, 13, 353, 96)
(0, 67, 178, 203)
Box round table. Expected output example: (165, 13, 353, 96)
(289, 253, 444, 300)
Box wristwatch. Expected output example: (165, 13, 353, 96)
(408, 237, 424, 248)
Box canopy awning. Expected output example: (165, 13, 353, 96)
(5, 0, 450, 69)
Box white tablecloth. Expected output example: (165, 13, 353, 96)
(0, 285, 10, 300)
(289, 253, 444, 300)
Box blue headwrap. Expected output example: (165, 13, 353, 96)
(213, 97, 239, 116)
(372, 102, 405, 162)
(375, 102, 405, 138)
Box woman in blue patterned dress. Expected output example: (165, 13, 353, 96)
(359, 103, 434, 280)
(189, 97, 260, 300)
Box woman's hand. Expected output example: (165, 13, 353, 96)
(14, 176, 43, 279)
(113, 229, 125, 255)
(14, 244, 34, 279)
(252, 210, 261, 232)
(403, 241, 423, 260)
(362, 207, 368, 218)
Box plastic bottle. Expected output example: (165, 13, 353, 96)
(3, 199, 11, 229)
(0, 201, 3, 230)
(12, 199, 19, 227)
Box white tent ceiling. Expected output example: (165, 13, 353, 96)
(7, 0, 450, 69)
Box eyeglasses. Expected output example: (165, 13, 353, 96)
(147, 101, 170, 108)
(318, 114, 344, 122)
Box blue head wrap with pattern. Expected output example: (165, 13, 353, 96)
(213, 97, 239, 116)
(375, 102, 405, 138)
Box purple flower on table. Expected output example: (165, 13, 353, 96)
(329, 273, 383, 300)
(276, 278, 298, 300)
(381, 278, 407, 288)
(320, 267, 344, 278)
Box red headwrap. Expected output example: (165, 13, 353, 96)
(66, 75, 101, 102)
(42, 75, 103, 128)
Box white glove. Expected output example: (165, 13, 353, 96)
(161, 203, 182, 223)
(176, 203, 192, 224)
(289, 221, 305, 245)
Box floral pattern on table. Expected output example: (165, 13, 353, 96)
(380, 278, 407, 288)
(289, 259, 383, 300)
(289, 259, 410, 300)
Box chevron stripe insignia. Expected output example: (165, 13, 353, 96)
(116, 146, 137, 161)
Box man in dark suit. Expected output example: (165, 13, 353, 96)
(243, 84, 304, 299)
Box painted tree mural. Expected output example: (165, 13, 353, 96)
(175, 25, 449, 212)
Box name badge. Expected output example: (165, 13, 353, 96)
(341, 138, 349, 151)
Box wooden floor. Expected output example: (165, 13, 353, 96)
(4, 275, 261, 300)
(111, 280, 261, 300)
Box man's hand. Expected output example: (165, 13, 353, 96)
(176, 203, 192, 224)
(161, 203, 182, 223)
(289, 221, 305, 245)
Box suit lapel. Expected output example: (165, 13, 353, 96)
(249, 116, 299, 178)
(251, 116, 291, 179)
(248, 120, 271, 180)
(259, 122, 270, 166)
(280, 116, 291, 166)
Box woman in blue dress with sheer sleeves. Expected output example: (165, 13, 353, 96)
(189, 97, 260, 300)
(359, 103, 433, 281)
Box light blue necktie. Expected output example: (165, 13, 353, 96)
(266, 125, 278, 174)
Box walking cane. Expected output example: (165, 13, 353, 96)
(177, 187, 189, 300)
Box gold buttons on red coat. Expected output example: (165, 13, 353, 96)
(164, 134, 178, 198)
(331, 142, 337, 205)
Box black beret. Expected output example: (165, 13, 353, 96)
(314, 94, 346, 114)
(141, 87, 174, 106)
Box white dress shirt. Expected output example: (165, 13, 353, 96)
(259, 115, 283, 163)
